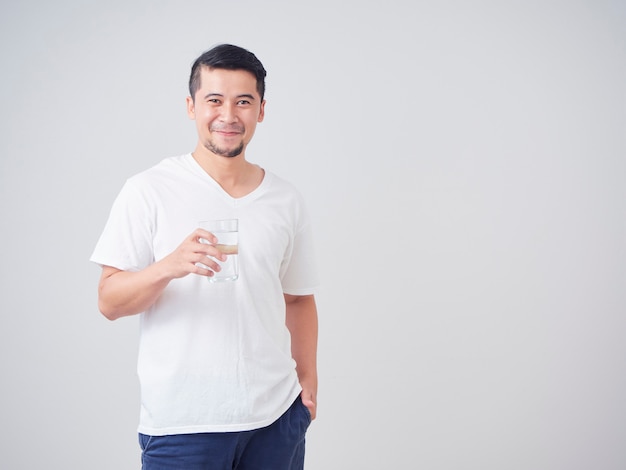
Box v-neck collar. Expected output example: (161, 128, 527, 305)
(183, 153, 270, 205)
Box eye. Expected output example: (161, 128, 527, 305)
(237, 99, 251, 105)
(207, 98, 221, 104)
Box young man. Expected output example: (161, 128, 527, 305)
(91, 44, 319, 469)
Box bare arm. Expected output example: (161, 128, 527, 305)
(97, 229, 226, 320)
(285, 293, 318, 420)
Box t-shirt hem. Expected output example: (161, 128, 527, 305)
(282, 286, 320, 296)
(137, 387, 303, 436)
(89, 256, 140, 273)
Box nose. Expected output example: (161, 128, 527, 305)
(220, 102, 238, 123)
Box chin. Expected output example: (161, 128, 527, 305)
(204, 141, 244, 158)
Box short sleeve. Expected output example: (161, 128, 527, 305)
(280, 199, 320, 296)
(90, 180, 155, 272)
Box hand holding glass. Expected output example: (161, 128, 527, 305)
(198, 219, 239, 282)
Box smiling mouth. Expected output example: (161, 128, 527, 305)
(212, 126, 244, 135)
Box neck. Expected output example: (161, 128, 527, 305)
(191, 147, 264, 198)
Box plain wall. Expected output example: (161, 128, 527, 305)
(1, 1, 625, 468)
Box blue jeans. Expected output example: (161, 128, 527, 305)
(139, 395, 312, 469)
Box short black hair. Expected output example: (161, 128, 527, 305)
(189, 44, 267, 101)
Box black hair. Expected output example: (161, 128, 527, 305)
(189, 44, 267, 101)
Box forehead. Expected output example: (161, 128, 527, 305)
(196, 67, 259, 97)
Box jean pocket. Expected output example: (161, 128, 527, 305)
(138, 433, 153, 452)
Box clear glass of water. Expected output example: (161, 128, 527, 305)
(198, 219, 239, 282)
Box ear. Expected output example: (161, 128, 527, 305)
(258, 100, 266, 123)
(186, 96, 196, 119)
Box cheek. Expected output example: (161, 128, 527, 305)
(196, 111, 216, 126)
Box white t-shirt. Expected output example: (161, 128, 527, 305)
(91, 154, 319, 435)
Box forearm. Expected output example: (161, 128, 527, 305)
(98, 263, 173, 320)
(97, 229, 226, 320)
(285, 294, 318, 389)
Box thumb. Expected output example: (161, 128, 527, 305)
(301, 393, 317, 420)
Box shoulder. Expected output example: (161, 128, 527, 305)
(131, 154, 188, 178)
(263, 171, 304, 198)
(261, 171, 312, 226)
(126, 154, 194, 188)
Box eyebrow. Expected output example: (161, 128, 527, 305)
(204, 93, 256, 101)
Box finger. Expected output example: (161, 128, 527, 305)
(300, 393, 317, 420)
(303, 399, 316, 420)
(195, 257, 222, 274)
(195, 240, 227, 261)
(192, 264, 215, 278)
(199, 246, 227, 262)
(194, 228, 217, 244)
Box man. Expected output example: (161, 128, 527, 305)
(91, 44, 319, 469)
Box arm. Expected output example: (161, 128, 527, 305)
(285, 293, 318, 420)
(97, 229, 226, 321)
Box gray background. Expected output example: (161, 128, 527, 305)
(1, 1, 625, 468)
